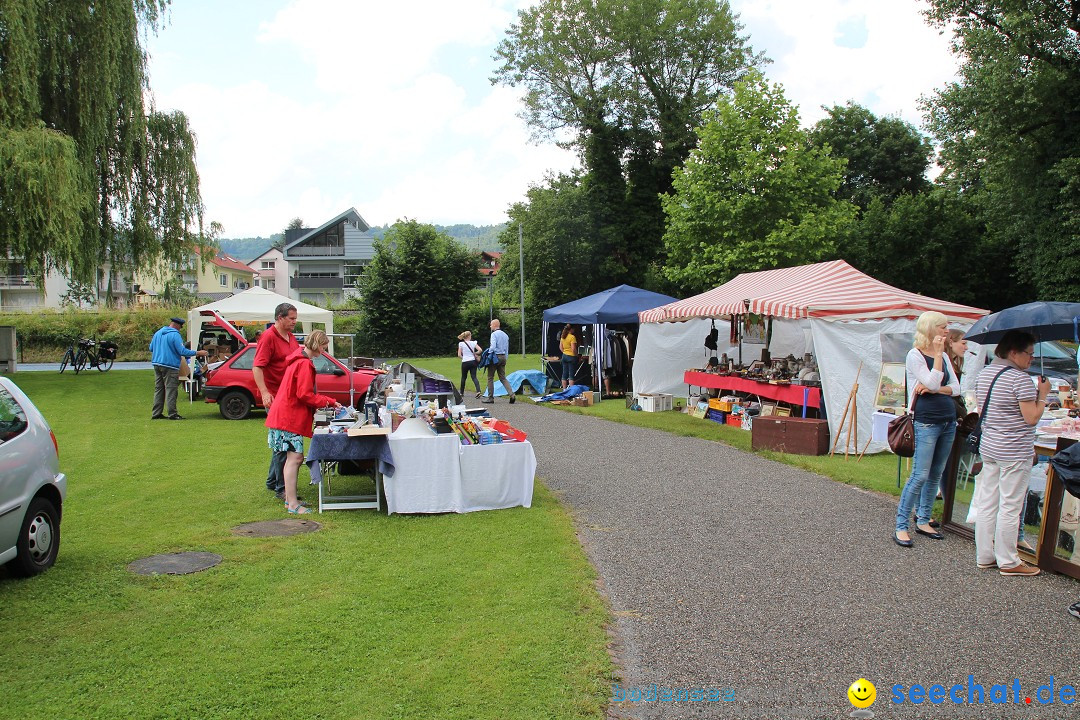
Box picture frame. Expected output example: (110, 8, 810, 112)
(759, 404, 776, 416)
(876, 362, 907, 412)
(774, 406, 791, 417)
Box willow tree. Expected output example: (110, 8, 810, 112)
(0, 0, 207, 285)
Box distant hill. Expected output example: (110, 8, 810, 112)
(217, 223, 505, 259)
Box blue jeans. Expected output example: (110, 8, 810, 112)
(896, 420, 956, 531)
(265, 449, 287, 493)
(561, 354, 575, 381)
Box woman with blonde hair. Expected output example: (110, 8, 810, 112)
(457, 330, 483, 397)
(265, 329, 342, 514)
(894, 311, 961, 547)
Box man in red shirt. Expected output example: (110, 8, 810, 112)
(254, 303, 299, 499)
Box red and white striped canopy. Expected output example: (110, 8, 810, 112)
(639, 260, 987, 323)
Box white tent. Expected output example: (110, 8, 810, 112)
(633, 261, 988, 453)
(186, 287, 334, 350)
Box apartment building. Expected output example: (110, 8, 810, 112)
(283, 208, 375, 306)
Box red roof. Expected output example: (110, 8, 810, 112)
(640, 260, 988, 323)
(194, 248, 255, 275)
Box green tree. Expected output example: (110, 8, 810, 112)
(809, 103, 933, 210)
(355, 220, 480, 356)
(493, 0, 763, 285)
(922, 0, 1080, 299)
(0, 0, 208, 285)
(661, 75, 857, 293)
(276, 217, 304, 251)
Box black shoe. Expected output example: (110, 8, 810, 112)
(915, 527, 944, 540)
(167, 414, 185, 420)
(1069, 602, 1080, 620)
(480, 398, 494, 404)
(509, 395, 515, 404)
(929, 520, 940, 529)
(475, 392, 482, 399)
(151, 415, 165, 420)
(893, 532, 914, 548)
(274, 490, 286, 501)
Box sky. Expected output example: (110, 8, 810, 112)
(144, 0, 960, 238)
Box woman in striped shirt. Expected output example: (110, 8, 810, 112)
(972, 330, 1050, 576)
(894, 312, 961, 547)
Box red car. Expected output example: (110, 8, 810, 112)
(200, 314, 381, 420)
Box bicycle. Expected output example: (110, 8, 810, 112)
(73, 338, 117, 373)
(58, 339, 78, 373)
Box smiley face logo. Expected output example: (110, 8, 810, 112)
(847, 678, 876, 709)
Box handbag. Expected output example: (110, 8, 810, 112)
(965, 367, 1010, 456)
(1050, 442, 1080, 500)
(887, 395, 917, 457)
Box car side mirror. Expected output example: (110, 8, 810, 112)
(333, 368, 346, 376)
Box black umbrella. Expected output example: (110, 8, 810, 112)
(964, 301, 1080, 375)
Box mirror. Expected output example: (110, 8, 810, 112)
(952, 450, 1048, 557)
(1054, 489, 1080, 565)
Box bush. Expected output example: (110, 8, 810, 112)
(0, 309, 183, 361)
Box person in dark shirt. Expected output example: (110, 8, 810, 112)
(894, 312, 960, 547)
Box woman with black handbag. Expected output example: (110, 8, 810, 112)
(971, 330, 1050, 576)
(894, 312, 961, 547)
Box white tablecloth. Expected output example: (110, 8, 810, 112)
(383, 418, 536, 514)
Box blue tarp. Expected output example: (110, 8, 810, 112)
(491, 369, 548, 397)
(542, 284, 678, 325)
(535, 384, 591, 402)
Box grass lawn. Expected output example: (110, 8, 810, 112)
(0, 370, 611, 720)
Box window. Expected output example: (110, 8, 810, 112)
(230, 347, 256, 370)
(344, 262, 367, 287)
(219, 274, 228, 287)
(261, 260, 276, 270)
(0, 386, 29, 444)
(264, 279, 276, 291)
(312, 354, 340, 374)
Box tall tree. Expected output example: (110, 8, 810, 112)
(355, 220, 480, 357)
(661, 75, 857, 293)
(809, 103, 933, 210)
(923, 0, 1080, 299)
(276, 217, 304, 251)
(493, 0, 763, 285)
(0, 0, 208, 285)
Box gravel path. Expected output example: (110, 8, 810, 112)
(492, 399, 1080, 719)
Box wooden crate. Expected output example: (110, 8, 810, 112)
(751, 417, 830, 455)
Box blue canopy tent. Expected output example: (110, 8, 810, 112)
(542, 285, 678, 397)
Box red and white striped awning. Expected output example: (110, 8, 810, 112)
(639, 260, 987, 323)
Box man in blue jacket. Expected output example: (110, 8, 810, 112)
(150, 317, 207, 420)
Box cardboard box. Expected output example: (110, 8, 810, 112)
(751, 417, 830, 455)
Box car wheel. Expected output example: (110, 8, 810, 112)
(219, 390, 253, 420)
(10, 496, 60, 577)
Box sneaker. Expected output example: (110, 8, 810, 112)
(977, 561, 997, 570)
(480, 398, 494, 404)
(151, 414, 165, 420)
(1068, 602, 1080, 620)
(167, 414, 185, 420)
(999, 562, 1040, 577)
(509, 395, 516, 404)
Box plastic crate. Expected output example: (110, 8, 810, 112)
(638, 393, 673, 412)
(706, 409, 727, 424)
(725, 414, 742, 427)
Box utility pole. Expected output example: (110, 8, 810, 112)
(518, 223, 526, 358)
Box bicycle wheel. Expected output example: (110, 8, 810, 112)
(98, 354, 113, 372)
(73, 350, 87, 374)
(59, 349, 73, 373)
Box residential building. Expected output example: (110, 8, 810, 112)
(283, 207, 375, 306)
(180, 249, 256, 298)
(248, 247, 288, 293)
(479, 251, 501, 291)
(0, 259, 132, 311)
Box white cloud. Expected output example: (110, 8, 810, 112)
(731, 0, 958, 127)
(146, 0, 959, 236)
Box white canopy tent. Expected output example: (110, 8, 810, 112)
(633, 261, 988, 453)
(186, 287, 334, 351)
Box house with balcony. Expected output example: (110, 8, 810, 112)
(283, 207, 375, 306)
(0, 259, 132, 310)
(179, 249, 256, 298)
(248, 247, 288, 293)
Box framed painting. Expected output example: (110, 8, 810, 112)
(876, 362, 907, 412)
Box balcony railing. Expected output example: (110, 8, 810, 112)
(0, 276, 33, 289)
(288, 246, 345, 257)
(291, 276, 344, 290)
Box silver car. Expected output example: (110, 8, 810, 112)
(0, 377, 66, 576)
